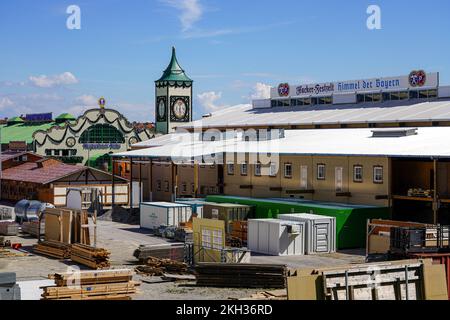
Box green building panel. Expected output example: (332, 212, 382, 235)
(205, 195, 391, 249)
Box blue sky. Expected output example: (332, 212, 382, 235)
(1, 0, 450, 122)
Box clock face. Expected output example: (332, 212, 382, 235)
(66, 137, 76, 148)
(158, 99, 166, 119)
(173, 99, 187, 119)
(129, 136, 138, 146)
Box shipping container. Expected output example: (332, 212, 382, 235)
(248, 219, 305, 256)
(206, 195, 390, 249)
(175, 198, 206, 218)
(278, 214, 336, 254)
(202, 203, 252, 234)
(140, 202, 192, 230)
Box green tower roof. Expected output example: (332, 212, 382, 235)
(7, 116, 24, 124)
(156, 47, 193, 83)
(56, 113, 76, 121)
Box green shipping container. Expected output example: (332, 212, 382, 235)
(205, 196, 391, 249)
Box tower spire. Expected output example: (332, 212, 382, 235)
(156, 47, 193, 83)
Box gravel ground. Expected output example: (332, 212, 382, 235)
(1, 204, 366, 300)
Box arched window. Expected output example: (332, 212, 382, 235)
(79, 124, 125, 143)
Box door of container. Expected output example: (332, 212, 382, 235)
(313, 222, 331, 253)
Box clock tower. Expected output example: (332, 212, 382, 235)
(155, 47, 193, 134)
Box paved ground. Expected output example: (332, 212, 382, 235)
(0, 204, 366, 300)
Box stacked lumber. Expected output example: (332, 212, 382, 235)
(0, 248, 28, 258)
(195, 263, 288, 289)
(33, 241, 71, 259)
(70, 244, 110, 269)
(42, 269, 139, 300)
(135, 257, 189, 276)
(133, 244, 185, 262)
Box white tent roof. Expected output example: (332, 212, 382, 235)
(173, 99, 450, 130)
(114, 127, 450, 160)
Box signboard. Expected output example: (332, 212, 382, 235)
(270, 71, 439, 98)
(83, 143, 121, 150)
(8, 141, 27, 151)
(25, 113, 53, 122)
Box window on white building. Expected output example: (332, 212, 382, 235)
(353, 165, 363, 183)
(156, 180, 162, 191)
(284, 163, 292, 178)
(241, 162, 248, 176)
(317, 164, 326, 180)
(373, 166, 384, 184)
(255, 162, 262, 176)
(227, 163, 235, 175)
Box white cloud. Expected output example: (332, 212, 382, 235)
(162, 0, 203, 32)
(67, 95, 100, 115)
(250, 82, 272, 99)
(28, 72, 79, 88)
(197, 91, 227, 112)
(0, 97, 14, 110)
(75, 94, 98, 107)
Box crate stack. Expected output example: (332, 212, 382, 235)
(70, 244, 110, 269)
(42, 269, 139, 300)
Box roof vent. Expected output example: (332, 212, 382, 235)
(371, 128, 418, 138)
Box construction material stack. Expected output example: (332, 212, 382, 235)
(134, 244, 186, 262)
(70, 244, 110, 269)
(135, 257, 189, 276)
(0, 221, 19, 236)
(195, 263, 287, 289)
(33, 240, 71, 259)
(42, 269, 139, 300)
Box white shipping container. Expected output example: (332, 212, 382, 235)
(278, 213, 336, 254)
(140, 202, 192, 230)
(248, 219, 305, 256)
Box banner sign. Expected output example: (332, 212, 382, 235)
(25, 113, 53, 122)
(83, 143, 121, 150)
(271, 71, 439, 98)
